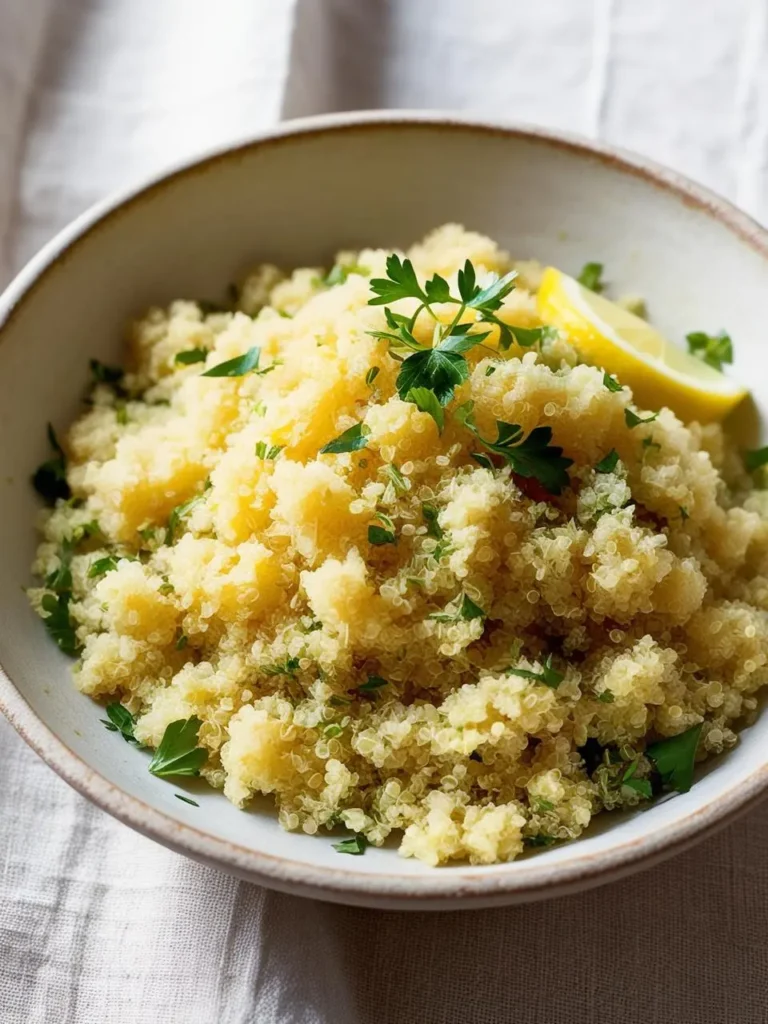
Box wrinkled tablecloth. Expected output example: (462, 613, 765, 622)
(2, 2, 768, 1021)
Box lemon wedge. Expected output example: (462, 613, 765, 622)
(536, 267, 748, 423)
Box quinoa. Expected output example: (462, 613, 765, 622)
(29, 224, 768, 866)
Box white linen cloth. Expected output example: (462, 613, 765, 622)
(3, 2, 768, 1020)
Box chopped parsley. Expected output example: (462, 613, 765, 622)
(175, 794, 199, 807)
(382, 462, 409, 495)
(175, 633, 189, 651)
(255, 441, 284, 460)
(359, 675, 388, 694)
(323, 723, 343, 739)
(88, 555, 119, 579)
(148, 717, 207, 778)
(421, 503, 443, 539)
(524, 834, 556, 848)
(744, 447, 768, 473)
(201, 346, 260, 377)
(333, 834, 369, 855)
(365, 366, 380, 388)
(457, 401, 572, 495)
(642, 437, 661, 453)
(430, 592, 486, 623)
(508, 653, 564, 689)
(320, 423, 370, 455)
(41, 592, 80, 656)
(621, 759, 652, 798)
(89, 359, 124, 387)
(577, 262, 604, 293)
(264, 656, 300, 677)
(32, 424, 70, 504)
(407, 386, 445, 433)
(686, 329, 733, 371)
(175, 348, 208, 366)
(368, 511, 396, 546)
(485, 365, 497, 376)
(603, 372, 623, 393)
(679, 506, 690, 520)
(101, 702, 140, 743)
(45, 538, 74, 592)
(645, 723, 703, 794)
(323, 262, 367, 287)
(625, 408, 659, 429)
(167, 480, 211, 542)
(595, 449, 619, 473)
(597, 690, 615, 704)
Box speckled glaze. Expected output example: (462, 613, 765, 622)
(1, 111, 768, 910)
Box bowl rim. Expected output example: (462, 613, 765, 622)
(2, 108, 768, 908)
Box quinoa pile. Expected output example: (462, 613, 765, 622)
(30, 225, 768, 866)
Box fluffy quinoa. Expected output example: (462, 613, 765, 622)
(29, 225, 768, 866)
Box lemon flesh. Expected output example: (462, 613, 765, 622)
(537, 267, 748, 423)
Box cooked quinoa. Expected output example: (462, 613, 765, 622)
(29, 225, 768, 866)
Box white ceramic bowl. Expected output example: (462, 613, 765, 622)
(2, 111, 768, 910)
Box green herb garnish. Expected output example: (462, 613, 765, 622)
(645, 723, 703, 793)
(597, 690, 615, 704)
(577, 262, 604, 293)
(201, 346, 260, 377)
(368, 511, 396, 546)
(90, 359, 124, 386)
(421, 503, 443, 539)
(32, 424, 70, 504)
(175, 794, 199, 806)
(621, 760, 652, 798)
(175, 348, 208, 366)
(686, 330, 733, 371)
(41, 592, 80, 656)
(382, 462, 409, 495)
(407, 386, 445, 433)
(365, 366, 380, 388)
(264, 656, 301, 677)
(148, 717, 207, 778)
(595, 449, 619, 473)
(430, 592, 486, 623)
(320, 423, 370, 455)
(88, 555, 119, 579)
(167, 480, 211, 541)
(508, 653, 564, 689)
(625, 409, 659, 429)
(333, 834, 369, 855)
(603, 372, 623, 393)
(323, 723, 343, 739)
(744, 447, 768, 472)
(101, 702, 139, 743)
(524, 834, 556, 848)
(359, 675, 388, 694)
(255, 442, 284, 460)
(175, 633, 188, 651)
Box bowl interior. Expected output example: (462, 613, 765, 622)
(2, 116, 768, 906)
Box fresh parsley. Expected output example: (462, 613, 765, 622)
(90, 359, 124, 387)
(645, 723, 703, 794)
(508, 654, 564, 689)
(175, 794, 199, 807)
(264, 656, 301, 677)
(686, 330, 733, 371)
(365, 366, 380, 388)
(382, 463, 409, 495)
(625, 408, 659, 429)
(201, 346, 260, 377)
(368, 511, 396, 546)
(407, 386, 445, 433)
(333, 834, 369, 855)
(32, 424, 71, 504)
(175, 348, 208, 366)
(595, 449, 619, 473)
(421, 503, 443, 540)
(167, 481, 211, 541)
(359, 675, 388, 694)
(744, 447, 768, 473)
(621, 759, 652, 798)
(430, 592, 486, 623)
(323, 262, 368, 287)
(320, 423, 370, 455)
(101, 702, 140, 743)
(148, 717, 207, 778)
(577, 262, 604, 293)
(603, 372, 623, 393)
(41, 592, 80, 656)
(457, 401, 573, 495)
(597, 690, 615, 704)
(88, 555, 119, 579)
(255, 441, 284, 460)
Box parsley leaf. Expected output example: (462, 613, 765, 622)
(396, 345, 469, 405)
(264, 656, 300, 677)
(645, 723, 702, 794)
(167, 482, 211, 541)
(101, 702, 139, 743)
(89, 555, 119, 579)
(407, 386, 445, 433)
(382, 462, 409, 495)
(577, 262, 604, 293)
(41, 592, 80, 656)
(421, 503, 443, 539)
(744, 447, 768, 473)
(148, 717, 207, 778)
(625, 409, 659, 429)
(622, 760, 652, 798)
(430, 592, 486, 623)
(603, 372, 623, 393)
(32, 424, 71, 504)
(595, 449, 619, 473)
(369, 255, 426, 306)
(45, 538, 74, 592)
(508, 653, 564, 689)
(686, 330, 733, 371)
(365, 366, 380, 387)
(175, 794, 199, 807)
(201, 347, 260, 377)
(320, 423, 370, 455)
(466, 269, 518, 313)
(323, 262, 368, 287)
(175, 348, 208, 366)
(359, 675, 387, 694)
(255, 442, 284, 460)
(368, 523, 396, 545)
(333, 834, 369, 855)
(471, 419, 573, 495)
(597, 690, 615, 704)
(90, 359, 124, 386)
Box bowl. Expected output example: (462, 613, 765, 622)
(2, 111, 768, 910)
